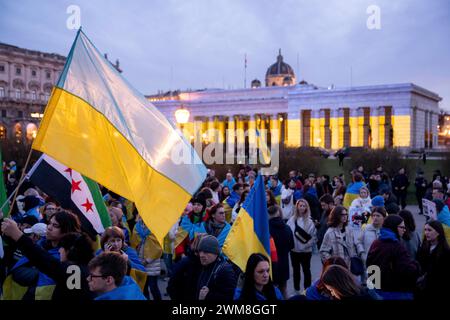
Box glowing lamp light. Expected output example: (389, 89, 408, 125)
(175, 106, 190, 124)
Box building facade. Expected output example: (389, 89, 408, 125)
(149, 52, 442, 153)
(0, 43, 122, 145)
(0, 43, 66, 143)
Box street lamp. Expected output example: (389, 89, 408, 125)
(175, 105, 190, 125)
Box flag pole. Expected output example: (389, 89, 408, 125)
(4, 147, 34, 218)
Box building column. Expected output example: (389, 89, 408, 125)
(370, 107, 380, 148)
(431, 111, 438, 149)
(311, 110, 321, 147)
(236, 115, 246, 163)
(207, 116, 216, 143)
(322, 109, 331, 149)
(331, 109, 340, 149)
(350, 108, 359, 147)
(225, 116, 236, 163)
(286, 111, 301, 147)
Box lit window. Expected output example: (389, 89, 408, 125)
(0, 126, 6, 139)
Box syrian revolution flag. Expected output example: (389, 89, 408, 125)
(27, 154, 111, 237)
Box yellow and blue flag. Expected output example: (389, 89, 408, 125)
(32, 29, 207, 245)
(223, 174, 270, 271)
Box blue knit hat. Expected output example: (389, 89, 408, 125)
(371, 195, 385, 207)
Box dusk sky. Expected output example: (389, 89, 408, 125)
(1, 0, 449, 110)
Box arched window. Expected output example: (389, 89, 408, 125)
(14, 123, 22, 143)
(0, 125, 6, 139)
(26, 123, 38, 141)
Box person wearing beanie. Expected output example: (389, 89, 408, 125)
(366, 215, 420, 300)
(195, 235, 237, 301)
(371, 195, 385, 208)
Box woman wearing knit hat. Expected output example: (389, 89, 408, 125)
(366, 215, 421, 300)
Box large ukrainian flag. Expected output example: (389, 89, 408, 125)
(33, 29, 207, 244)
(223, 174, 271, 271)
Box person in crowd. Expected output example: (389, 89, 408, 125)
(234, 253, 283, 301)
(287, 199, 317, 293)
(268, 205, 294, 299)
(196, 235, 237, 301)
(98, 226, 145, 273)
(319, 206, 359, 268)
(357, 207, 387, 263)
(356, 165, 369, 182)
(289, 170, 303, 189)
(231, 190, 249, 224)
(348, 186, 372, 241)
(222, 172, 236, 190)
(416, 220, 450, 299)
(266, 190, 278, 208)
(180, 203, 231, 250)
(210, 181, 221, 205)
(320, 175, 333, 196)
(305, 256, 348, 300)
(108, 207, 130, 245)
(280, 179, 296, 221)
(167, 234, 206, 300)
(371, 195, 385, 208)
(321, 265, 380, 300)
(4, 210, 82, 300)
(367, 174, 381, 199)
(332, 176, 346, 206)
(17, 194, 45, 221)
(392, 168, 410, 210)
(220, 186, 230, 203)
(294, 182, 321, 227)
(131, 216, 163, 300)
(40, 202, 59, 224)
(1, 218, 95, 300)
(337, 151, 345, 167)
(366, 215, 421, 300)
(317, 194, 335, 249)
(399, 210, 421, 259)
(88, 252, 146, 300)
(379, 172, 392, 193)
(223, 183, 244, 222)
(415, 170, 428, 215)
(267, 176, 282, 204)
(380, 187, 399, 215)
(343, 172, 366, 209)
(432, 199, 450, 243)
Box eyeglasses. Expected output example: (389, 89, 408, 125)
(398, 226, 406, 230)
(216, 211, 225, 215)
(87, 273, 107, 280)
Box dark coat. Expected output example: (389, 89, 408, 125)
(167, 252, 202, 301)
(196, 256, 238, 301)
(416, 243, 450, 298)
(15, 235, 94, 301)
(367, 238, 420, 293)
(269, 217, 294, 284)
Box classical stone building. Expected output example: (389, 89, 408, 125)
(149, 51, 442, 153)
(0, 43, 66, 143)
(0, 43, 122, 145)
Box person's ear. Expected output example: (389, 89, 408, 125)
(105, 276, 115, 286)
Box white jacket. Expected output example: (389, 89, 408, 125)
(357, 224, 380, 262)
(287, 216, 317, 252)
(280, 186, 295, 220)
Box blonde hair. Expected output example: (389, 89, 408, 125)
(294, 199, 311, 220)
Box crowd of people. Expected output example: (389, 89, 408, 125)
(1, 161, 450, 301)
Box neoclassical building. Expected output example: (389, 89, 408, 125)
(149, 51, 442, 152)
(0, 42, 66, 143)
(0, 42, 121, 144)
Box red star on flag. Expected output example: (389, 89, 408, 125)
(81, 199, 94, 212)
(64, 168, 73, 177)
(71, 179, 82, 193)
